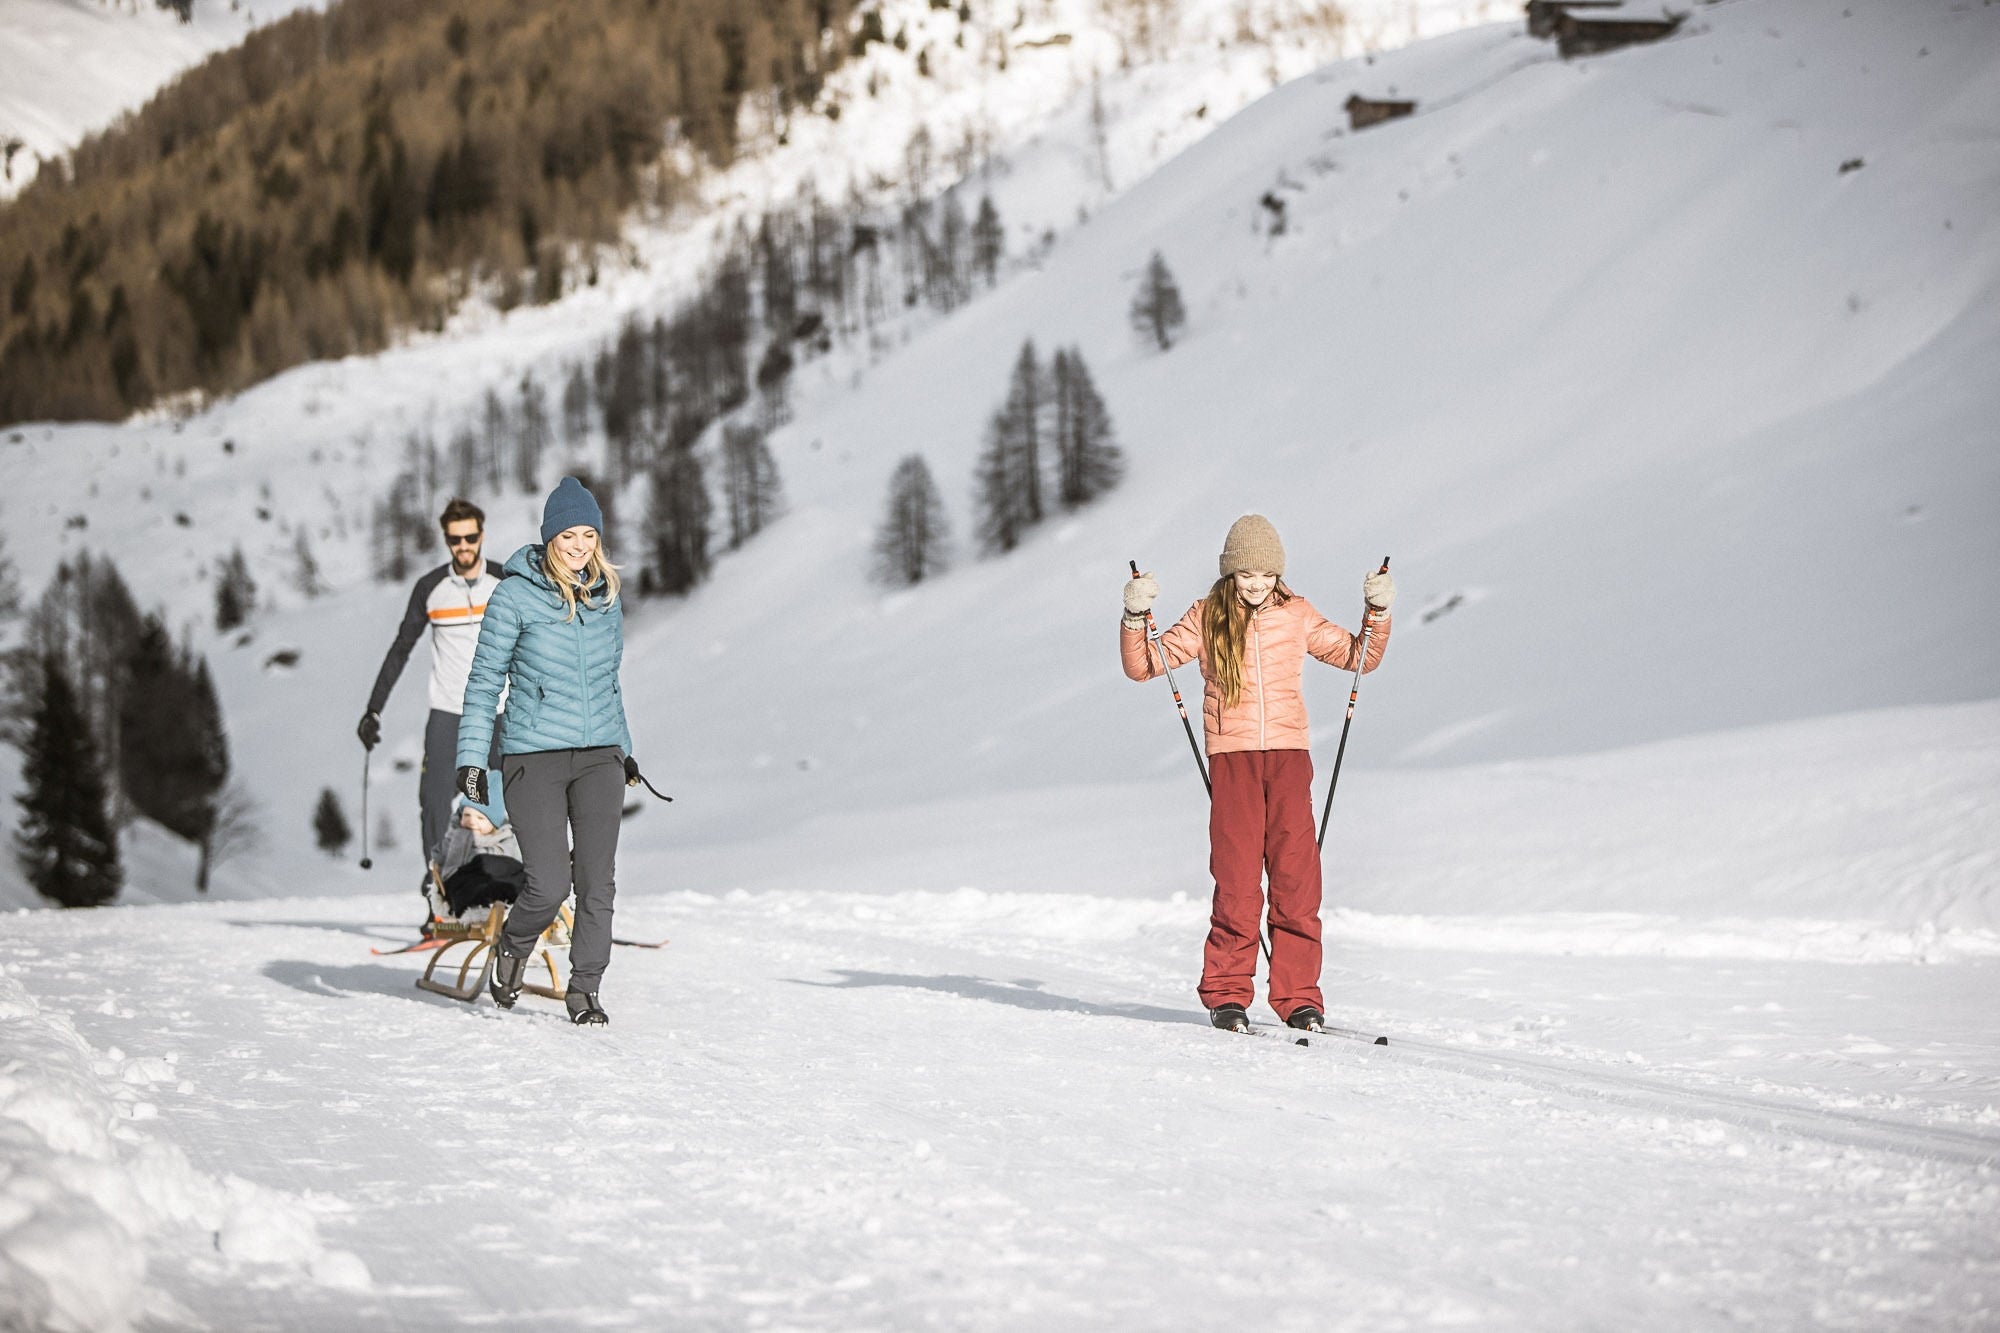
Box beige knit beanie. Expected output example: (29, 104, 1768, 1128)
(1219, 514, 1286, 577)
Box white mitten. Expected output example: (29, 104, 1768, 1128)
(1123, 572, 1160, 617)
(1363, 567, 1396, 612)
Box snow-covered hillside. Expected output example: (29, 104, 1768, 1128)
(2, 0, 1998, 1325)
(3, 0, 1517, 913)
(0, 0, 328, 197)
(4, 0, 1995, 912)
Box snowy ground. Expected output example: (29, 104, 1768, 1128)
(4, 701, 1997, 1329)
(3, 885, 1996, 1330)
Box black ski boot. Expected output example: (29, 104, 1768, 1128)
(489, 949, 529, 1009)
(1285, 1006, 1325, 1033)
(1209, 1003, 1250, 1033)
(565, 990, 609, 1026)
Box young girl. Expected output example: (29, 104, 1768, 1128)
(1120, 514, 1394, 1033)
(457, 477, 638, 1026)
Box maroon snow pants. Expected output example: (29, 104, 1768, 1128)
(1200, 749, 1323, 1021)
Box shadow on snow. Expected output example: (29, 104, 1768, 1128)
(263, 957, 461, 1003)
(790, 970, 1195, 1027)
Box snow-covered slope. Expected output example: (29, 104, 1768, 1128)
(4, 0, 1996, 922)
(0, 0, 328, 197)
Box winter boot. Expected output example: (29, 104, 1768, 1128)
(1209, 1003, 1250, 1033)
(489, 949, 529, 1009)
(565, 990, 609, 1026)
(1285, 1006, 1325, 1033)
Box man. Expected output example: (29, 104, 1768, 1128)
(357, 498, 504, 921)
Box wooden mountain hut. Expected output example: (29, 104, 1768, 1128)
(1345, 94, 1418, 132)
(1556, 9, 1685, 57)
(1524, 0, 1621, 39)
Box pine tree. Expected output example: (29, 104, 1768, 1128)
(708, 244, 754, 411)
(1052, 347, 1124, 509)
(119, 620, 229, 889)
(17, 554, 144, 798)
(184, 656, 230, 889)
(482, 386, 510, 491)
(293, 529, 326, 597)
(721, 422, 784, 548)
(313, 787, 352, 856)
(516, 372, 550, 492)
(759, 214, 798, 339)
(645, 447, 713, 595)
(647, 317, 673, 442)
(873, 454, 952, 586)
(1129, 250, 1187, 352)
(972, 194, 1004, 289)
(932, 192, 968, 311)
(755, 341, 795, 426)
(974, 340, 1047, 554)
(562, 362, 593, 445)
(604, 317, 648, 484)
(0, 532, 21, 624)
(449, 424, 479, 499)
(405, 428, 442, 520)
(368, 497, 400, 582)
(215, 545, 257, 627)
(13, 655, 121, 908)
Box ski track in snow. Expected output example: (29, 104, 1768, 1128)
(3, 889, 1996, 1330)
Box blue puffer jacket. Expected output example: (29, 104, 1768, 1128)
(456, 544, 632, 769)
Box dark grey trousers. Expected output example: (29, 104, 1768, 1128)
(496, 746, 625, 991)
(422, 709, 499, 874)
(420, 709, 461, 866)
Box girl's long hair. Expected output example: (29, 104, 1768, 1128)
(545, 542, 622, 622)
(1202, 575, 1293, 707)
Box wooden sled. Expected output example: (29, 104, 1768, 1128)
(415, 862, 572, 1003)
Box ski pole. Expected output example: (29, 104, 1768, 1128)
(358, 749, 373, 870)
(1130, 559, 1210, 796)
(1316, 556, 1390, 850)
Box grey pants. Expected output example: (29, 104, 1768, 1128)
(420, 709, 462, 866)
(497, 746, 624, 991)
(422, 709, 499, 873)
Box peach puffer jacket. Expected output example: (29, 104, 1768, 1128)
(1121, 593, 1390, 755)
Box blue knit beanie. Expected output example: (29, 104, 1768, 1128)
(540, 476, 604, 543)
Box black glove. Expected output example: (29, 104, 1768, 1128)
(623, 754, 642, 788)
(456, 765, 488, 805)
(357, 711, 381, 750)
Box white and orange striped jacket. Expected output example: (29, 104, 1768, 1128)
(366, 560, 504, 716)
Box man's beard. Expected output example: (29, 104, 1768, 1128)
(453, 549, 481, 574)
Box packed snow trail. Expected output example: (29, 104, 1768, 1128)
(1261, 1027, 2000, 1169)
(4, 889, 1995, 1330)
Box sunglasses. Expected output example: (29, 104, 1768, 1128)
(445, 532, 483, 546)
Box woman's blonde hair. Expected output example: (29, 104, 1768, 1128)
(545, 540, 621, 621)
(1202, 574, 1292, 707)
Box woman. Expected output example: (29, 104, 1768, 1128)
(457, 476, 637, 1025)
(1120, 514, 1394, 1033)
